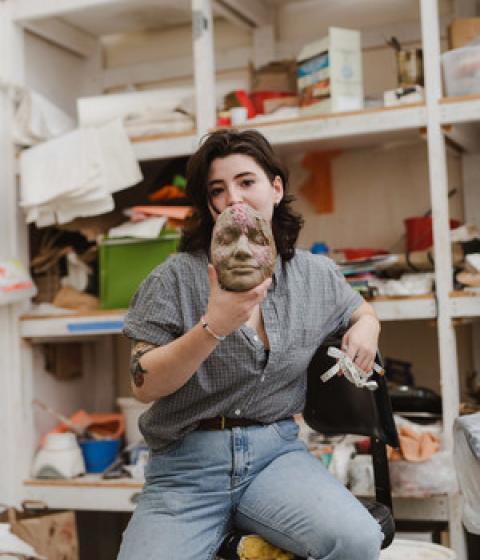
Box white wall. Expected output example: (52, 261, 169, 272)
(25, 31, 88, 117)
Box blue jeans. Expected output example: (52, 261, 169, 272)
(117, 419, 382, 560)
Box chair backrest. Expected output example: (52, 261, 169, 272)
(303, 333, 399, 448)
(303, 332, 399, 513)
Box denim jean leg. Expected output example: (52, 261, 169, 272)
(117, 430, 235, 560)
(235, 432, 383, 560)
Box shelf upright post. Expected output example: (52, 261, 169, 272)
(462, 152, 480, 371)
(420, 1, 466, 558)
(0, 0, 32, 507)
(192, 0, 216, 142)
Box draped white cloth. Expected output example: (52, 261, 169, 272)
(20, 119, 142, 226)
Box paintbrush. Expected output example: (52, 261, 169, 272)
(33, 399, 94, 439)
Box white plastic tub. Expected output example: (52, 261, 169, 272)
(381, 539, 456, 560)
(117, 397, 150, 445)
(442, 44, 480, 96)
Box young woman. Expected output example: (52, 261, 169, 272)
(118, 129, 383, 560)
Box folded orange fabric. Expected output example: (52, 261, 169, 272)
(388, 425, 440, 462)
(131, 205, 192, 220)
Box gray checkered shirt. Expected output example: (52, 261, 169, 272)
(123, 250, 363, 451)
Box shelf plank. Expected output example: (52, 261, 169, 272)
(128, 105, 427, 161)
(13, 0, 193, 37)
(370, 295, 436, 321)
(439, 95, 480, 125)
(131, 130, 198, 161)
(449, 292, 480, 318)
(20, 310, 126, 339)
(239, 104, 427, 152)
(23, 477, 451, 516)
(24, 477, 142, 512)
(19, 296, 439, 341)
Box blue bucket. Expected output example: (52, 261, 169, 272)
(79, 438, 121, 473)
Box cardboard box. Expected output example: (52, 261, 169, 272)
(448, 18, 480, 49)
(249, 61, 297, 93)
(297, 27, 364, 115)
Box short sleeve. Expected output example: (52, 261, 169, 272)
(122, 259, 183, 346)
(323, 257, 364, 332)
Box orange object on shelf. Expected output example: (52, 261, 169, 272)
(47, 410, 125, 442)
(388, 425, 440, 462)
(148, 185, 186, 202)
(131, 205, 192, 221)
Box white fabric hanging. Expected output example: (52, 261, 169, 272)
(10, 85, 75, 146)
(19, 119, 143, 226)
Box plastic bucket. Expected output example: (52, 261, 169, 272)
(404, 217, 460, 252)
(79, 438, 121, 473)
(117, 397, 150, 445)
(380, 539, 456, 559)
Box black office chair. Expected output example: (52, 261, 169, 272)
(217, 333, 400, 560)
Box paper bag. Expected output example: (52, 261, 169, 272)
(0, 501, 79, 560)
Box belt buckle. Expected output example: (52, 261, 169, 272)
(220, 416, 226, 430)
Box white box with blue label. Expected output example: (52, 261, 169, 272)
(297, 27, 364, 115)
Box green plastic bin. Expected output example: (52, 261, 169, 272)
(99, 233, 180, 309)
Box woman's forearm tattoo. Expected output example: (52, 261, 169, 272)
(130, 340, 156, 387)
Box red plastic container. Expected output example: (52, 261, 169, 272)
(342, 248, 388, 261)
(249, 91, 293, 114)
(404, 216, 460, 252)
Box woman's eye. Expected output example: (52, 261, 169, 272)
(242, 179, 255, 187)
(209, 187, 224, 198)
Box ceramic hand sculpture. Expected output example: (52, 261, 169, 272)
(211, 203, 276, 292)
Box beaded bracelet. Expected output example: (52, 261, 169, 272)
(200, 315, 226, 342)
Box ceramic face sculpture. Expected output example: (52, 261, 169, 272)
(211, 203, 276, 292)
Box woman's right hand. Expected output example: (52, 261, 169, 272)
(205, 264, 272, 337)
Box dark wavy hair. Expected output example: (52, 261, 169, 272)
(179, 129, 303, 261)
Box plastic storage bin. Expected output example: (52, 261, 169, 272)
(99, 232, 179, 309)
(442, 44, 480, 96)
(404, 217, 460, 252)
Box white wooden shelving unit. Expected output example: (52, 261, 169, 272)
(1, 1, 479, 559)
(18, 295, 439, 342)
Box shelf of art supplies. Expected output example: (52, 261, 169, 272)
(241, 103, 427, 152)
(126, 104, 428, 163)
(449, 291, 480, 319)
(22, 476, 450, 519)
(19, 295, 438, 341)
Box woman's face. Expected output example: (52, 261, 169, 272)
(211, 203, 276, 291)
(207, 154, 283, 222)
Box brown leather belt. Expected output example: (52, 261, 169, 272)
(197, 416, 265, 430)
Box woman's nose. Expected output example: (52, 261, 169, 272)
(225, 186, 243, 206)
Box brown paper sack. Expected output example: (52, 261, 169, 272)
(0, 502, 79, 560)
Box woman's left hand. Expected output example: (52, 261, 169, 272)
(341, 312, 380, 373)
